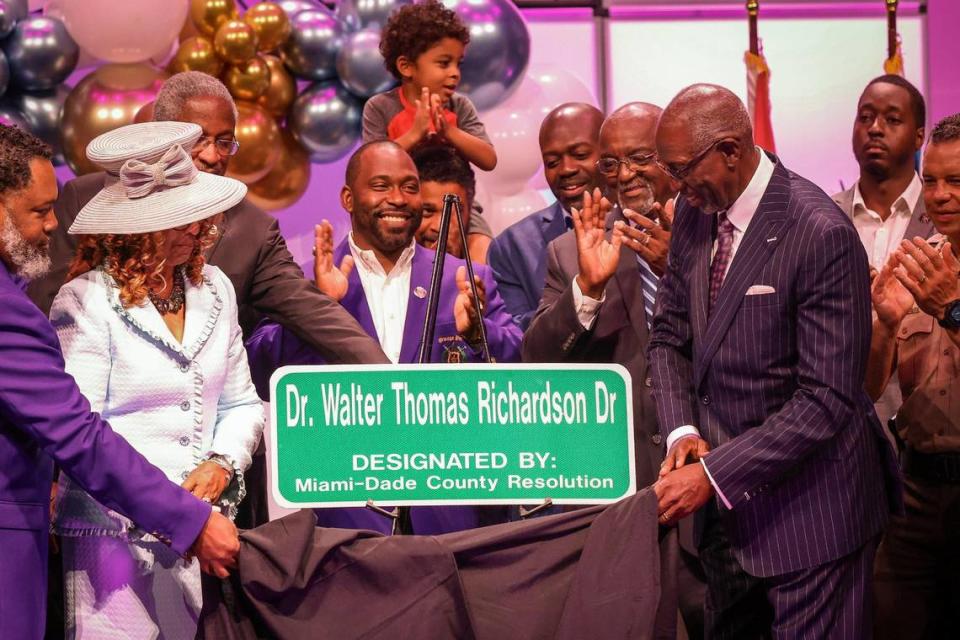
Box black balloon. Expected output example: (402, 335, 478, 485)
(0, 50, 8, 98)
(446, 0, 530, 111)
(0, 0, 20, 40)
(288, 80, 362, 162)
(0, 101, 27, 129)
(10, 85, 69, 163)
(3, 17, 79, 92)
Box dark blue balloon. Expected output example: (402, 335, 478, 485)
(288, 80, 363, 163)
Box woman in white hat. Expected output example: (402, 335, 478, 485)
(48, 121, 264, 639)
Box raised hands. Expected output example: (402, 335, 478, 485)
(893, 237, 960, 320)
(871, 256, 915, 329)
(619, 198, 674, 277)
(313, 220, 354, 301)
(454, 265, 487, 343)
(573, 188, 620, 300)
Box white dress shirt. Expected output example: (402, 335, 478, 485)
(665, 149, 775, 509)
(851, 173, 922, 269)
(348, 233, 416, 364)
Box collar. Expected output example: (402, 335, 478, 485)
(723, 148, 775, 234)
(852, 172, 922, 218)
(348, 232, 416, 277)
(0, 259, 29, 292)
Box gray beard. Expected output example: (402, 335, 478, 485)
(1, 214, 51, 281)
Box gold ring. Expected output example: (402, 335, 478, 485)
(918, 274, 927, 284)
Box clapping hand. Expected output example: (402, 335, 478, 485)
(619, 199, 674, 277)
(313, 220, 353, 301)
(871, 256, 915, 328)
(454, 265, 487, 343)
(893, 238, 960, 320)
(573, 188, 621, 300)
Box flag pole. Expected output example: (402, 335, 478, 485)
(747, 0, 759, 56)
(886, 0, 899, 62)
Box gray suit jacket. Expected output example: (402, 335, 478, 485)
(28, 172, 389, 365)
(831, 183, 935, 243)
(521, 211, 663, 490)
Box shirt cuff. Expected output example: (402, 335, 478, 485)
(665, 425, 701, 452)
(572, 275, 605, 330)
(701, 459, 732, 510)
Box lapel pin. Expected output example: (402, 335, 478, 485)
(767, 236, 777, 243)
(414, 286, 427, 299)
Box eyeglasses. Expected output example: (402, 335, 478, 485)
(596, 151, 656, 177)
(656, 138, 725, 182)
(194, 135, 240, 157)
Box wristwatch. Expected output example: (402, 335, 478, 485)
(939, 299, 960, 330)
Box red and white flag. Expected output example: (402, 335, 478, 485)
(745, 47, 776, 153)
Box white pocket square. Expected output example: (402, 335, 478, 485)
(745, 285, 776, 296)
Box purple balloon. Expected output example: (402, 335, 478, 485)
(445, 0, 530, 111)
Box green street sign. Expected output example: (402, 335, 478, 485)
(269, 364, 636, 508)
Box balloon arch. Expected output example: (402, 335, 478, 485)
(0, 0, 596, 223)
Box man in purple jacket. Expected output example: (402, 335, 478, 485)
(0, 125, 239, 639)
(245, 140, 521, 534)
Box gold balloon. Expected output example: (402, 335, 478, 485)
(169, 37, 223, 76)
(247, 130, 311, 211)
(256, 55, 296, 117)
(224, 55, 271, 102)
(190, 0, 238, 37)
(244, 2, 291, 52)
(226, 101, 282, 184)
(62, 64, 170, 175)
(214, 19, 259, 64)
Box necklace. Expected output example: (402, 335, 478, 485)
(148, 267, 185, 314)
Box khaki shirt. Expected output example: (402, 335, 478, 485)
(895, 235, 960, 453)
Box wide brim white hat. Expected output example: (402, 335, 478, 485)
(69, 121, 247, 235)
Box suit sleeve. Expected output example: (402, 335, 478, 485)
(470, 265, 522, 363)
(522, 238, 591, 363)
(487, 234, 535, 330)
(647, 205, 701, 439)
(247, 215, 389, 365)
(702, 223, 872, 508)
(0, 289, 209, 555)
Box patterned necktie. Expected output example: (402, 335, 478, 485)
(708, 212, 735, 310)
(636, 256, 659, 329)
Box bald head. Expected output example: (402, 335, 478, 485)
(656, 84, 759, 214)
(538, 102, 605, 211)
(597, 102, 674, 213)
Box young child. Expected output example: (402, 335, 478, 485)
(363, 0, 497, 172)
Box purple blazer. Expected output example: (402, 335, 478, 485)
(245, 241, 521, 535)
(0, 261, 211, 640)
(648, 159, 901, 578)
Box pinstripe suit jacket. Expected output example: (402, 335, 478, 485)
(649, 159, 901, 577)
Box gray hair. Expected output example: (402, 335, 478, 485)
(662, 84, 753, 150)
(153, 71, 239, 123)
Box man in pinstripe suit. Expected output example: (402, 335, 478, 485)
(649, 84, 900, 639)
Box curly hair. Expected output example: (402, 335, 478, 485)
(380, 0, 469, 81)
(66, 219, 216, 308)
(411, 144, 475, 206)
(0, 125, 53, 197)
(931, 113, 960, 144)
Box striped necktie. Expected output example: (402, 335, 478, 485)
(636, 255, 659, 329)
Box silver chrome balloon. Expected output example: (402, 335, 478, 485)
(280, 7, 344, 81)
(0, 50, 9, 98)
(277, 0, 317, 19)
(0, 101, 27, 129)
(335, 27, 395, 98)
(2, 17, 79, 92)
(336, 0, 411, 32)
(443, 0, 530, 111)
(4, 0, 25, 22)
(288, 80, 362, 163)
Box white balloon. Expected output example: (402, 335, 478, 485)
(478, 189, 548, 235)
(57, 0, 189, 64)
(529, 67, 597, 117)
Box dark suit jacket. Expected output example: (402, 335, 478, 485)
(488, 201, 570, 329)
(649, 159, 901, 578)
(28, 172, 388, 365)
(522, 211, 663, 490)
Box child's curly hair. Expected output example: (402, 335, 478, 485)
(380, 0, 470, 81)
